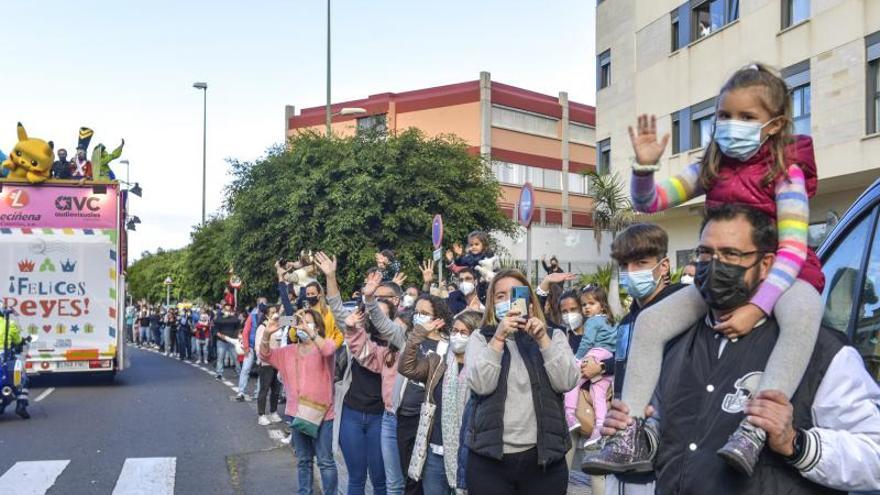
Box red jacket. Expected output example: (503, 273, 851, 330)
(705, 135, 823, 292)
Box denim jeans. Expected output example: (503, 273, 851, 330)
(215, 340, 240, 375)
(381, 411, 405, 495)
(422, 451, 452, 495)
(291, 420, 337, 495)
(194, 339, 208, 362)
(176, 329, 191, 359)
(339, 405, 386, 495)
(151, 327, 161, 346)
(237, 349, 256, 395)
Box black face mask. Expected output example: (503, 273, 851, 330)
(305, 296, 320, 307)
(695, 258, 760, 311)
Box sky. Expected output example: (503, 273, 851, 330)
(2, 0, 597, 260)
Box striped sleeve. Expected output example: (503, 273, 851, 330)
(630, 163, 705, 213)
(751, 165, 810, 315)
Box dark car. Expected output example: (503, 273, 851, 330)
(817, 177, 880, 383)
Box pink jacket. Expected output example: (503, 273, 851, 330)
(260, 337, 337, 420)
(345, 324, 400, 413)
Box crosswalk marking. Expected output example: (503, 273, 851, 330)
(0, 460, 69, 495)
(112, 457, 176, 495)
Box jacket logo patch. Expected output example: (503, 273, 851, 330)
(721, 371, 763, 414)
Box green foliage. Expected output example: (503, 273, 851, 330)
(222, 128, 516, 301)
(185, 217, 232, 303)
(127, 248, 191, 305)
(577, 263, 629, 306)
(586, 171, 635, 249)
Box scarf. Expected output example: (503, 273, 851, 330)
(440, 351, 469, 488)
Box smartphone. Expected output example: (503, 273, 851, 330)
(511, 286, 530, 318)
(279, 315, 297, 327)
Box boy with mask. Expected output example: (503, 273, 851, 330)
(581, 223, 684, 494)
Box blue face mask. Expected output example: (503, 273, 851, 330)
(494, 299, 511, 321)
(620, 260, 663, 300)
(295, 329, 310, 342)
(713, 119, 775, 161)
(412, 313, 433, 327)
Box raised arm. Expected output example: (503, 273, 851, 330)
(343, 311, 386, 374)
(630, 162, 705, 213)
(750, 165, 810, 315)
(397, 323, 435, 383)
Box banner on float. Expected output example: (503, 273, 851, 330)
(0, 184, 118, 230)
(0, 229, 118, 357)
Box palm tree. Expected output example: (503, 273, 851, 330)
(586, 171, 635, 318)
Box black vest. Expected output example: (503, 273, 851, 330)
(655, 318, 848, 495)
(466, 325, 571, 465)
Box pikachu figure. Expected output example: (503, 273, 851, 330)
(2, 123, 54, 183)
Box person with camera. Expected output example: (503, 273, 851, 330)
(466, 269, 579, 494)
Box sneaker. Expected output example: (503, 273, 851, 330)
(581, 417, 655, 475)
(235, 394, 245, 402)
(717, 419, 766, 477)
(268, 412, 283, 423)
(257, 415, 271, 426)
(215, 374, 222, 380)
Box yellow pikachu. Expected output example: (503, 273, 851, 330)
(2, 123, 54, 183)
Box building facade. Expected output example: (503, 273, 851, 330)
(287, 73, 611, 269)
(596, 0, 880, 268)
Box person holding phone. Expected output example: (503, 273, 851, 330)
(466, 269, 579, 495)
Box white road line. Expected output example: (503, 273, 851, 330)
(112, 457, 175, 495)
(268, 429, 285, 441)
(0, 460, 70, 495)
(34, 388, 55, 402)
(222, 381, 235, 388)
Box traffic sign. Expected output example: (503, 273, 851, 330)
(518, 182, 536, 227)
(433, 248, 442, 261)
(432, 214, 443, 249)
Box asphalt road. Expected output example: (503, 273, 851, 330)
(0, 345, 296, 495)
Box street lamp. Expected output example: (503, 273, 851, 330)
(193, 81, 208, 226)
(164, 276, 173, 307)
(326, 0, 331, 136)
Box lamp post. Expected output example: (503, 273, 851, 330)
(164, 276, 173, 307)
(193, 82, 208, 225)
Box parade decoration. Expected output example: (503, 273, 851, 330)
(2, 123, 54, 184)
(91, 139, 125, 180)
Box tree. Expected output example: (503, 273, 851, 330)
(127, 248, 191, 304)
(186, 216, 232, 304)
(586, 171, 635, 318)
(224, 128, 516, 300)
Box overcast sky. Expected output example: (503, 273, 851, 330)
(2, 0, 596, 259)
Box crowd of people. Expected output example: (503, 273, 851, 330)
(121, 63, 880, 495)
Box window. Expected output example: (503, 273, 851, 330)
(597, 138, 611, 175)
(568, 172, 587, 195)
(690, 98, 716, 150)
(543, 169, 561, 190)
(821, 210, 874, 334)
(526, 167, 544, 189)
(598, 50, 612, 90)
(493, 162, 564, 191)
(493, 162, 525, 185)
(492, 105, 558, 138)
(671, 111, 681, 154)
(689, 0, 738, 42)
(782, 0, 810, 29)
(855, 217, 880, 381)
(783, 60, 811, 135)
(569, 123, 594, 145)
(356, 114, 386, 133)
(671, 9, 681, 51)
(869, 33, 880, 134)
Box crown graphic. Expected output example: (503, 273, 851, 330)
(61, 259, 77, 272)
(18, 259, 35, 272)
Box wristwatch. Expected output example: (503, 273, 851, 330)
(785, 428, 806, 462)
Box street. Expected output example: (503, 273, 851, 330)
(0, 345, 296, 495)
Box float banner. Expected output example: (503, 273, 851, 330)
(0, 184, 118, 229)
(0, 229, 118, 357)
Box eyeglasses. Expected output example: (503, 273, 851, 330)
(693, 246, 764, 265)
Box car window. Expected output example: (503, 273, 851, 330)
(855, 219, 880, 382)
(820, 211, 873, 334)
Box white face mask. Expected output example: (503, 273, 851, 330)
(306, 322, 315, 332)
(459, 281, 475, 296)
(413, 313, 433, 327)
(450, 333, 469, 354)
(680, 275, 695, 285)
(402, 295, 415, 308)
(563, 312, 583, 331)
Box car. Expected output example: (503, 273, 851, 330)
(817, 177, 880, 383)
